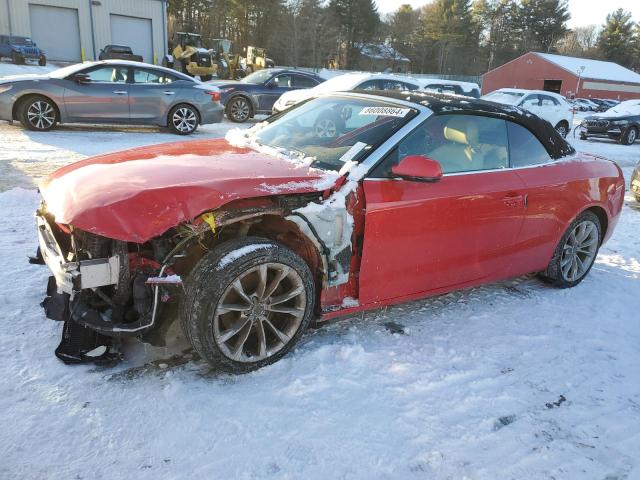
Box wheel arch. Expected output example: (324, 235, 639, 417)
(166, 102, 201, 127)
(13, 93, 61, 122)
(226, 93, 256, 116)
(585, 205, 609, 245)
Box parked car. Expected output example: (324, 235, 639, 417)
(579, 99, 640, 145)
(272, 72, 421, 114)
(209, 68, 324, 122)
(482, 88, 573, 137)
(98, 44, 144, 62)
(421, 79, 481, 98)
(587, 98, 611, 112)
(33, 90, 624, 371)
(0, 35, 46, 66)
(573, 98, 600, 112)
(0, 60, 223, 134)
(631, 162, 640, 202)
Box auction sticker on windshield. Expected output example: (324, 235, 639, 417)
(359, 106, 410, 117)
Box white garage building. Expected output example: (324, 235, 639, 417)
(0, 0, 167, 64)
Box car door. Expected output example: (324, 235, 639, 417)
(506, 121, 576, 273)
(537, 94, 557, 125)
(257, 73, 293, 111)
(128, 68, 185, 123)
(63, 65, 130, 122)
(358, 113, 527, 305)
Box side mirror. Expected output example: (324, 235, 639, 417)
(391, 155, 443, 183)
(73, 73, 90, 85)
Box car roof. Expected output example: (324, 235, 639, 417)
(495, 88, 565, 98)
(419, 79, 480, 91)
(87, 59, 194, 79)
(265, 68, 320, 78)
(359, 90, 575, 159)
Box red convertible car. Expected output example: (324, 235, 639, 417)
(34, 91, 625, 372)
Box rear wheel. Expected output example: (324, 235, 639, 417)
(181, 237, 315, 373)
(313, 112, 344, 138)
(38, 55, 46, 66)
(200, 74, 213, 82)
(168, 104, 199, 135)
(226, 96, 252, 123)
(621, 126, 638, 146)
(539, 211, 601, 288)
(18, 95, 58, 131)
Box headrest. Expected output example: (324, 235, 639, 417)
(443, 116, 479, 145)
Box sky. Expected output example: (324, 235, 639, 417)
(375, 0, 640, 28)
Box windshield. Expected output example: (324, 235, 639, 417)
(483, 91, 525, 105)
(255, 96, 417, 171)
(49, 63, 97, 79)
(241, 70, 274, 84)
(111, 45, 132, 53)
(10, 37, 33, 45)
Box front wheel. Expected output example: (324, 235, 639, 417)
(200, 74, 213, 82)
(168, 104, 199, 135)
(11, 52, 24, 65)
(621, 126, 638, 146)
(555, 121, 569, 138)
(226, 96, 252, 123)
(539, 211, 601, 288)
(181, 237, 315, 373)
(18, 95, 58, 131)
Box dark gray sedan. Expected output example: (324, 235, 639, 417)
(0, 60, 224, 134)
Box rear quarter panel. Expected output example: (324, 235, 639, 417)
(515, 153, 624, 272)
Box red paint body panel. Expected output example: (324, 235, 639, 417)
(326, 153, 623, 316)
(39, 139, 334, 243)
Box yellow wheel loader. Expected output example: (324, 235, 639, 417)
(162, 32, 216, 81)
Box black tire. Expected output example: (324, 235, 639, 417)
(621, 126, 638, 146)
(200, 74, 213, 82)
(634, 194, 640, 203)
(167, 103, 199, 135)
(18, 95, 58, 131)
(180, 237, 315, 373)
(579, 134, 588, 141)
(555, 121, 569, 138)
(539, 210, 602, 288)
(38, 55, 46, 66)
(226, 96, 252, 123)
(11, 52, 24, 65)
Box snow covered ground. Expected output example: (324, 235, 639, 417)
(1, 77, 639, 478)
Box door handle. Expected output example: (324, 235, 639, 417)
(113, 90, 128, 95)
(163, 91, 176, 95)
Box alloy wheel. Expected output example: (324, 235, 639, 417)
(628, 128, 637, 144)
(556, 124, 567, 137)
(27, 101, 55, 130)
(560, 220, 599, 282)
(315, 118, 337, 138)
(172, 107, 197, 133)
(213, 262, 306, 363)
(230, 99, 250, 122)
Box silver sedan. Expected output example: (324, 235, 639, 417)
(0, 60, 224, 134)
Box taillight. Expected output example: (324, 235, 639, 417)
(205, 90, 221, 102)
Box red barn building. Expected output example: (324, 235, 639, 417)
(482, 52, 640, 100)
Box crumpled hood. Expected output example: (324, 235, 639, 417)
(39, 138, 337, 243)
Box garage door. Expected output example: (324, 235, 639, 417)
(29, 4, 81, 62)
(110, 15, 153, 64)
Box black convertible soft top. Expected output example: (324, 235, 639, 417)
(362, 90, 576, 159)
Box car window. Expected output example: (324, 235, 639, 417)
(85, 66, 128, 83)
(507, 122, 551, 167)
(357, 80, 381, 90)
(273, 74, 293, 88)
(293, 75, 318, 88)
(539, 95, 559, 106)
(382, 79, 409, 90)
(520, 95, 540, 108)
(133, 69, 175, 84)
(374, 114, 509, 176)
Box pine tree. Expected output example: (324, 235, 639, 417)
(518, 0, 570, 52)
(598, 9, 635, 67)
(329, 0, 380, 68)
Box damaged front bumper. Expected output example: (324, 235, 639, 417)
(36, 213, 120, 298)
